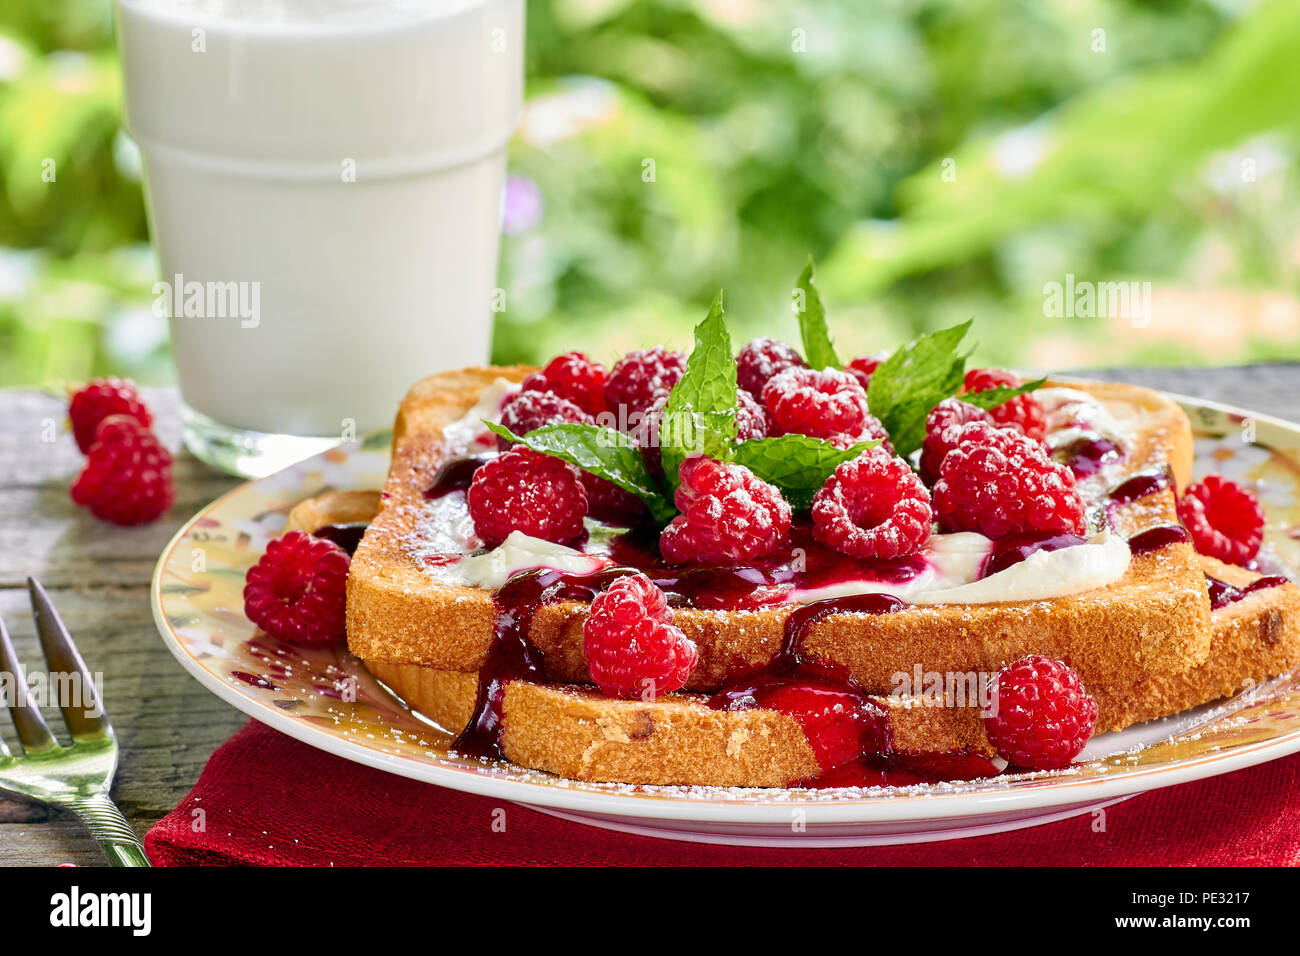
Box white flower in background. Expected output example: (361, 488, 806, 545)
(1203, 135, 1288, 196)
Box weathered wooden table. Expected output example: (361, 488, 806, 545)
(2, 365, 1297, 865)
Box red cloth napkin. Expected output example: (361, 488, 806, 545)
(145, 720, 1300, 866)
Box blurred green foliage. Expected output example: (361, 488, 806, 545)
(1, 0, 1299, 389)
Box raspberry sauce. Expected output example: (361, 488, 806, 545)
(709, 593, 912, 784)
(606, 520, 926, 611)
(1206, 573, 1290, 610)
(1108, 468, 1173, 504)
(980, 531, 1088, 579)
(1056, 435, 1124, 477)
(425, 455, 491, 499)
(1127, 525, 1190, 554)
(452, 566, 634, 760)
(311, 523, 367, 557)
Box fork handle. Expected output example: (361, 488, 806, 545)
(69, 794, 152, 867)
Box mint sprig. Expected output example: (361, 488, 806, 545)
(658, 292, 738, 488)
(792, 257, 841, 370)
(963, 377, 1047, 410)
(732, 434, 880, 510)
(866, 320, 972, 458)
(486, 421, 676, 524)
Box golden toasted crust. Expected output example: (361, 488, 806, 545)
(367, 560, 1299, 785)
(292, 485, 1295, 786)
(346, 369, 1211, 695)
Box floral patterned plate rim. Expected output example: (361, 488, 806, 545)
(150, 391, 1300, 844)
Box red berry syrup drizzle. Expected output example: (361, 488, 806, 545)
(709, 594, 999, 787)
(1205, 573, 1291, 610)
(1108, 467, 1173, 505)
(980, 531, 1088, 579)
(311, 523, 367, 557)
(451, 566, 635, 760)
(1056, 435, 1124, 477)
(424, 455, 492, 499)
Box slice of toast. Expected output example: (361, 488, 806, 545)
(292, 490, 1298, 787)
(362, 559, 1299, 787)
(346, 368, 1212, 698)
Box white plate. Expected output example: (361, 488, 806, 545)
(151, 395, 1300, 847)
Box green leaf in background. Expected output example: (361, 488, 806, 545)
(792, 257, 841, 370)
(486, 421, 676, 524)
(731, 434, 880, 510)
(963, 377, 1048, 411)
(867, 320, 972, 458)
(659, 292, 739, 486)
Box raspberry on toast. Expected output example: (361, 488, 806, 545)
(346, 369, 1211, 700)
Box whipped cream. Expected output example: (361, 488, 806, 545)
(789, 530, 1129, 606)
(440, 377, 519, 452)
(1036, 386, 1137, 457)
(449, 531, 613, 588)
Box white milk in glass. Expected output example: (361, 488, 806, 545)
(115, 0, 524, 475)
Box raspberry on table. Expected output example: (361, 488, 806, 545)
(604, 346, 687, 417)
(736, 337, 806, 398)
(521, 351, 608, 416)
(243, 530, 350, 647)
(467, 446, 588, 546)
(68, 377, 154, 454)
(69, 415, 174, 525)
(1177, 475, 1265, 566)
(659, 455, 792, 564)
(984, 655, 1098, 770)
(582, 572, 697, 699)
(811, 448, 933, 559)
(761, 366, 881, 445)
(497, 389, 592, 450)
(919, 398, 993, 486)
(932, 421, 1085, 538)
(845, 353, 885, 391)
(962, 368, 1047, 441)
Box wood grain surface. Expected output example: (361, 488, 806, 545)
(0, 366, 1296, 865)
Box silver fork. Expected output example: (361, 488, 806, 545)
(0, 579, 150, 866)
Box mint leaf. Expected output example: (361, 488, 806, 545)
(792, 257, 841, 370)
(486, 421, 676, 524)
(963, 376, 1048, 411)
(866, 320, 972, 458)
(659, 292, 738, 486)
(732, 434, 879, 510)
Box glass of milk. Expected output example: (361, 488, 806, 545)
(114, 0, 524, 476)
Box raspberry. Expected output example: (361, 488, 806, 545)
(761, 683, 879, 773)
(761, 366, 881, 445)
(734, 388, 768, 441)
(632, 394, 669, 478)
(845, 353, 885, 391)
(984, 655, 1098, 769)
(243, 531, 349, 646)
(811, 449, 933, 559)
(582, 573, 697, 699)
(581, 472, 650, 526)
(1177, 475, 1265, 565)
(69, 415, 174, 525)
(497, 389, 591, 450)
(467, 446, 588, 546)
(736, 337, 806, 398)
(68, 378, 153, 454)
(604, 346, 687, 416)
(932, 421, 1085, 538)
(521, 351, 607, 416)
(962, 368, 1047, 441)
(919, 398, 993, 486)
(636, 391, 767, 479)
(659, 455, 792, 564)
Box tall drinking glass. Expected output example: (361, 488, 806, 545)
(114, 0, 524, 475)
